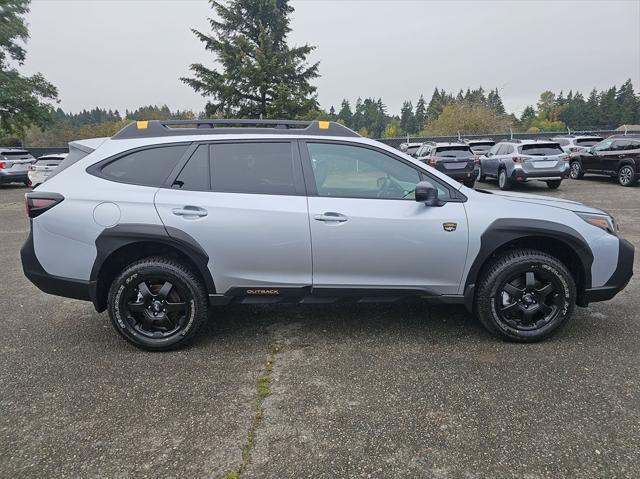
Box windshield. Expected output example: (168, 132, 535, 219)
(435, 146, 474, 158)
(519, 144, 564, 156)
(576, 138, 603, 146)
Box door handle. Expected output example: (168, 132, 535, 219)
(314, 212, 348, 223)
(172, 206, 208, 218)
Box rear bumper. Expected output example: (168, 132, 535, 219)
(581, 237, 634, 305)
(0, 170, 28, 184)
(509, 165, 570, 181)
(20, 223, 94, 302)
(439, 168, 478, 180)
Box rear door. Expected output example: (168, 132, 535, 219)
(482, 143, 501, 176)
(302, 141, 468, 295)
(154, 141, 312, 294)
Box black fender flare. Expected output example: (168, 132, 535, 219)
(463, 218, 594, 311)
(90, 224, 216, 310)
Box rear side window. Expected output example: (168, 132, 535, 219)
(434, 146, 474, 158)
(101, 145, 188, 186)
(576, 138, 602, 146)
(210, 142, 296, 195)
(520, 144, 564, 156)
(173, 145, 210, 191)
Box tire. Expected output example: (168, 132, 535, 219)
(569, 160, 584, 179)
(618, 164, 637, 187)
(546, 180, 562, 189)
(475, 249, 576, 343)
(107, 256, 208, 351)
(463, 179, 476, 188)
(498, 168, 511, 190)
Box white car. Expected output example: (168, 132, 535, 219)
(551, 135, 603, 154)
(28, 154, 68, 188)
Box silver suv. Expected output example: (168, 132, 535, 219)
(480, 139, 570, 190)
(551, 135, 604, 154)
(21, 120, 633, 350)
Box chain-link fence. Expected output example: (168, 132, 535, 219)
(376, 130, 624, 149)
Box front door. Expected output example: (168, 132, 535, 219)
(302, 141, 468, 295)
(583, 139, 614, 172)
(155, 141, 312, 294)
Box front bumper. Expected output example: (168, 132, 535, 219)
(581, 237, 634, 305)
(0, 170, 28, 184)
(21, 223, 94, 302)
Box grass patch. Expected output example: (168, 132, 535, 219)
(222, 343, 281, 479)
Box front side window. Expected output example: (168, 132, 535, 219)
(592, 140, 614, 152)
(210, 142, 296, 195)
(486, 144, 500, 156)
(307, 143, 425, 200)
(101, 145, 188, 186)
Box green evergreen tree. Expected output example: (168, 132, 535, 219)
(426, 88, 443, 122)
(399, 100, 415, 134)
(182, 0, 319, 119)
(0, 0, 58, 137)
(414, 94, 427, 131)
(616, 79, 638, 125)
(337, 99, 353, 127)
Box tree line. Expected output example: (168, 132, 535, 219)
(1, 0, 639, 147)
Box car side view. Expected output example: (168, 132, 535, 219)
(568, 135, 640, 186)
(21, 120, 633, 350)
(479, 139, 570, 190)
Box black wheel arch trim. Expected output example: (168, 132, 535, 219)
(463, 218, 594, 312)
(91, 223, 215, 312)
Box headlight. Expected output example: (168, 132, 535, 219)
(577, 213, 617, 235)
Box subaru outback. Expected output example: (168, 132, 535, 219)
(414, 142, 479, 188)
(480, 139, 570, 190)
(21, 120, 633, 350)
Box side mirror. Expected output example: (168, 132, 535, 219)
(415, 181, 442, 206)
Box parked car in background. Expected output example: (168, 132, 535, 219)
(28, 153, 68, 188)
(399, 142, 423, 157)
(479, 139, 569, 190)
(463, 138, 495, 156)
(0, 148, 36, 186)
(568, 135, 640, 186)
(414, 142, 478, 187)
(551, 135, 604, 154)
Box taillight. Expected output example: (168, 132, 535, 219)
(428, 158, 439, 167)
(0, 162, 5, 169)
(24, 192, 64, 218)
(512, 156, 526, 163)
(471, 156, 480, 165)
(563, 155, 571, 161)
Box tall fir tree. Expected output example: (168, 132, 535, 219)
(182, 0, 319, 119)
(414, 94, 427, 131)
(337, 99, 353, 127)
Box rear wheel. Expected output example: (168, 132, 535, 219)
(107, 257, 208, 351)
(546, 180, 562, 189)
(498, 168, 511, 190)
(475, 249, 576, 342)
(569, 160, 584, 179)
(618, 164, 637, 187)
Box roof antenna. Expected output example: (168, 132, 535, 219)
(457, 130, 461, 142)
(624, 125, 628, 136)
(567, 126, 571, 135)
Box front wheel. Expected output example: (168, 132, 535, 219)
(107, 257, 208, 351)
(618, 164, 637, 187)
(546, 180, 562, 189)
(569, 160, 584, 179)
(475, 249, 576, 342)
(498, 169, 511, 190)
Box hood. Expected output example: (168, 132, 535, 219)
(474, 189, 607, 215)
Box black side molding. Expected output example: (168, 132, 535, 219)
(581, 237, 634, 305)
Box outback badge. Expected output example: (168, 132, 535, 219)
(443, 222, 457, 232)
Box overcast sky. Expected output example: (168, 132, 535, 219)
(21, 0, 640, 117)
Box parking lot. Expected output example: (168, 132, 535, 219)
(1, 176, 639, 478)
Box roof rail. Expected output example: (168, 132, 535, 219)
(112, 119, 360, 140)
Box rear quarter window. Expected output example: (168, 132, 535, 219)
(99, 144, 188, 186)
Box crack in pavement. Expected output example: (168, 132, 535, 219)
(223, 342, 281, 479)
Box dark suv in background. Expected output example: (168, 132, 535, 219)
(569, 135, 640, 186)
(414, 142, 478, 187)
